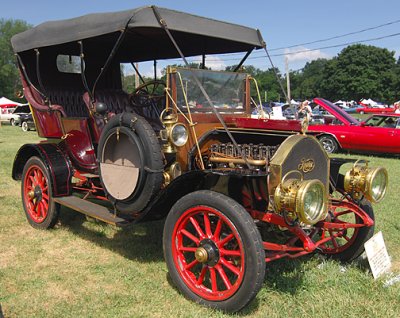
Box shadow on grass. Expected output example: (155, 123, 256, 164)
(58, 206, 165, 263)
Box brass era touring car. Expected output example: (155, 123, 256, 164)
(11, 6, 388, 312)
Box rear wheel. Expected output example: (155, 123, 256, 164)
(21, 121, 29, 132)
(318, 135, 339, 153)
(10, 118, 15, 126)
(21, 157, 60, 229)
(163, 190, 265, 312)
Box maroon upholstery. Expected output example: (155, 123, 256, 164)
(93, 90, 163, 131)
(47, 89, 89, 118)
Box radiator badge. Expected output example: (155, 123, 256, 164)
(298, 158, 315, 173)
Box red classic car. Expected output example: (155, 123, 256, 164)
(355, 105, 395, 114)
(308, 98, 400, 154)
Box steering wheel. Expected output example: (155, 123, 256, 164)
(130, 80, 166, 113)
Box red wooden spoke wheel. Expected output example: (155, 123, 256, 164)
(23, 164, 49, 223)
(163, 190, 265, 312)
(172, 206, 245, 301)
(21, 157, 60, 229)
(319, 198, 374, 262)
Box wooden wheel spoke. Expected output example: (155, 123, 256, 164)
(213, 219, 223, 240)
(218, 233, 234, 247)
(189, 216, 205, 239)
(209, 267, 218, 292)
(197, 266, 207, 285)
(179, 246, 197, 253)
(42, 192, 49, 201)
(220, 257, 240, 276)
(329, 229, 339, 248)
(203, 213, 212, 238)
(220, 248, 241, 257)
(215, 264, 232, 289)
(185, 259, 199, 271)
(181, 229, 200, 245)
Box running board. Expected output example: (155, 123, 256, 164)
(53, 196, 132, 227)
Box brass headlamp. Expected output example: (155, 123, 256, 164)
(274, 171, 328, 225)
(344, 160, 388, 203)
(160, 110, 188, 153)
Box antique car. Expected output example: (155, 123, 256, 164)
(11, 6, 388, 312)
(308, 98, 400, 154)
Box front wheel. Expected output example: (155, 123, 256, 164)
(10, 118, 15, 126)
(163, 190, 265, 312)
(319, 198, 374, 262)
(318, 135, 339, 153)
(21, 157, 60, 229)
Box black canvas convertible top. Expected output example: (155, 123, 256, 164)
(11, 6, 264, 61)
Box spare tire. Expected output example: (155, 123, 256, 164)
(97, 113, 164, 213)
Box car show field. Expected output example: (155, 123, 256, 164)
(0, 126, 399, 318)
(1, 3, 400, 317)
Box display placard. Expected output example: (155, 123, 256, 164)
(364, 231, 391, 279)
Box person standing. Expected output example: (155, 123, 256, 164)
(298, 100, 312, 120)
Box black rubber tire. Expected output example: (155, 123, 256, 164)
(21, 121, 29, 132)
(318, 135, 339, 154)
(10, 118, 15, 126)
(97, 112, 163, 213)
(163, 190, 265, 312)
(324, 198, 374, 262)
(21, 156, 60, 229)
(360, 110, 365, 115)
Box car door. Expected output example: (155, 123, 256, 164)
(349, 124, 399, 153)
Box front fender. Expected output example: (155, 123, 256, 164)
(12, 143, 72, 197)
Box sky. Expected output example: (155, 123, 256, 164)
(2, 0, 400, 76)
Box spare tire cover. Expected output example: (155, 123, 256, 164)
(97, 113, 164, 213)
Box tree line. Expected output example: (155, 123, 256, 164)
(1, 19, 399, 104)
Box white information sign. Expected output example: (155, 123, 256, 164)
(364, 231, 391, 279)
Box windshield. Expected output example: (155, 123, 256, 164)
(173, 68, 247, 113)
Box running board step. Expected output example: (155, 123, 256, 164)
(53, 196, 132, 227)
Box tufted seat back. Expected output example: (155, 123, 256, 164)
(47, 89, 89, 118)
(94, 89, 163, 131)
(93, 89, 131, 114)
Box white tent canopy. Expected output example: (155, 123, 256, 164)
(360, 98, 378, 106)
(0, 97, 23, 108)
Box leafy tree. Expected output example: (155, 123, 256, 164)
(0, 19, 30, 98)
(319, 44, 396, 102)
(290, 58, 330, 100)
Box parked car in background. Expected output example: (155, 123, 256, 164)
(11, 104, 30, 126)
(356, 105, 394, 114)
(344, 104, 364, 114)
(19, 113, 35, 132)
(308, 98, 400, 154)
(0, 107, 17, 124)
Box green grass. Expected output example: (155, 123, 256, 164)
(0, 125, 399, 317)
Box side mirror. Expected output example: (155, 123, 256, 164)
(360, 121, 366, 127)
(95, 102, 108, 115)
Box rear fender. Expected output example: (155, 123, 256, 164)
(12, 143, 72, 197)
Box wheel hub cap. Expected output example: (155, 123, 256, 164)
(195, 247, 208, 263)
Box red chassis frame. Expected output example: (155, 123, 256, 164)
(246, 199, 373, 263)
(72, 166, 374, 264)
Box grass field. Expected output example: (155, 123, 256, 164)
(0, 125, 399, 318)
